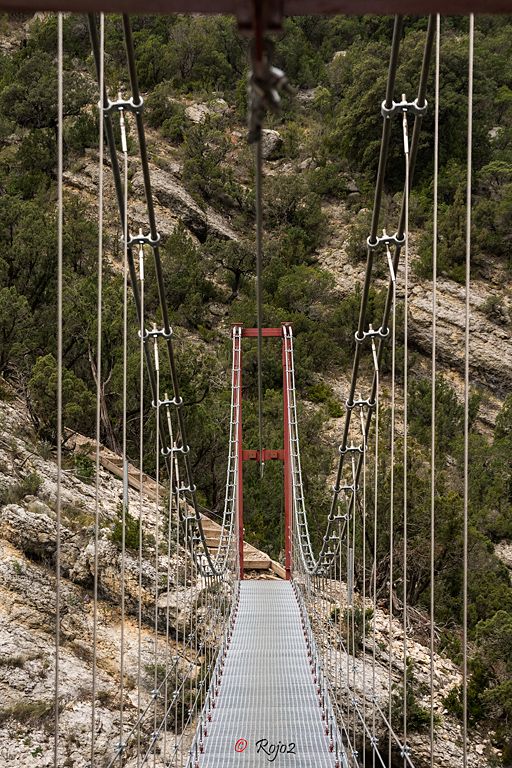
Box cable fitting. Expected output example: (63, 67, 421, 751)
(339, 444, 364, 455)
(328, 512, 347, 523)
(102, 95, 144, 115)
(355, 326, 389, 343)
(127, 231, 160, 248)
(179, 484, 197, 494)
(346, 397, 376, 410)
(332, 482, 355, 494)
(139, 327, 173, 341)
(161, 443, 190, 456)
(248, 40, 295, 144)
(367, 231, 406, 249)
(381, 97, 427, 119)
(152, 396, 183, 409)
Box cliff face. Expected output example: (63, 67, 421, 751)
(0, 396, 199, 767)
(1, 397, 505, 768)
(1, 16, 511, 766)
(312, 582, 500, 768)
(315, 199, 511, 431)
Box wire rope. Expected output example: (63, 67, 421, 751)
(402, 97, 410, 767)
(430, 15, 440, 768)
(463, 16, 474, 768)
(153, 333, 161, 765)
(137, 237, 145, 767)
(360, 402, 367, 768)
(119, 101, 129, 764)
(371, 335, 380, 768)
(163, 399, 175, 763)
(90, 14, 104, 766)
(387, 239, 397, 768)
(54, 14, 63, 767)
(255, 137, 265, 477)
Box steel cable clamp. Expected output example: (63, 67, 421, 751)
(127, 231, 161, 248)
(346, 397, 376, 410)
(161, 443, 190, 457)
(332, 482, 356, 493)
(339, 443, 364, 455)
(102, 95, 144, 115)
(328, 512, 347, 523)
(178, 484, 197, 494)
(355, 325, 389, 343)
(367, 231, 405, 249)
(152, 395, 183, 409)
(139, 326, 173, 341)
(381, 96, 427, 119)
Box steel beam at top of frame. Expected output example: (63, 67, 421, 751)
(1, 0, 512, 16)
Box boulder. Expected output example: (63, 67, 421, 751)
(260, 129, 283, 160)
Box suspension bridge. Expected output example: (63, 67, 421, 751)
(0, 0, 502, 766)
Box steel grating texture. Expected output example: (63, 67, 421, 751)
(198, 581, 337, 767)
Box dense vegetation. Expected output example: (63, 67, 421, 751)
(0, 12, 511, 760)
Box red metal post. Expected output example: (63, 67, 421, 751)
(234, 325, 244, 579)
(282, 324, 292, 580)
(235, 324, 292, 580)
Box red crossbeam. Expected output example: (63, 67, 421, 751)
(241, 328, 283, 338)
(242, 449, 285, 462)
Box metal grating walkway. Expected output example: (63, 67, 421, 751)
(198, 581, 336, 767)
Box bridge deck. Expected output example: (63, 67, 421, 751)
(198, 581, 337, 767)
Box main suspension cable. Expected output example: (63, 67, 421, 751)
(320, 16, 435, 574)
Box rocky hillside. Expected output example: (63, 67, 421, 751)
(0, 393, 202, 767)
(1, 11, 512, 766)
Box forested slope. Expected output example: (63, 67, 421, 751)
(0, 12, 511, 762)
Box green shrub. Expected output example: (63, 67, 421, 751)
(0, 699, 54, 726)
(392, 660, 438, 733)
(74, 453, 94, 483)
(111, 505, 142, 552)
(20, 472, 42, 497)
